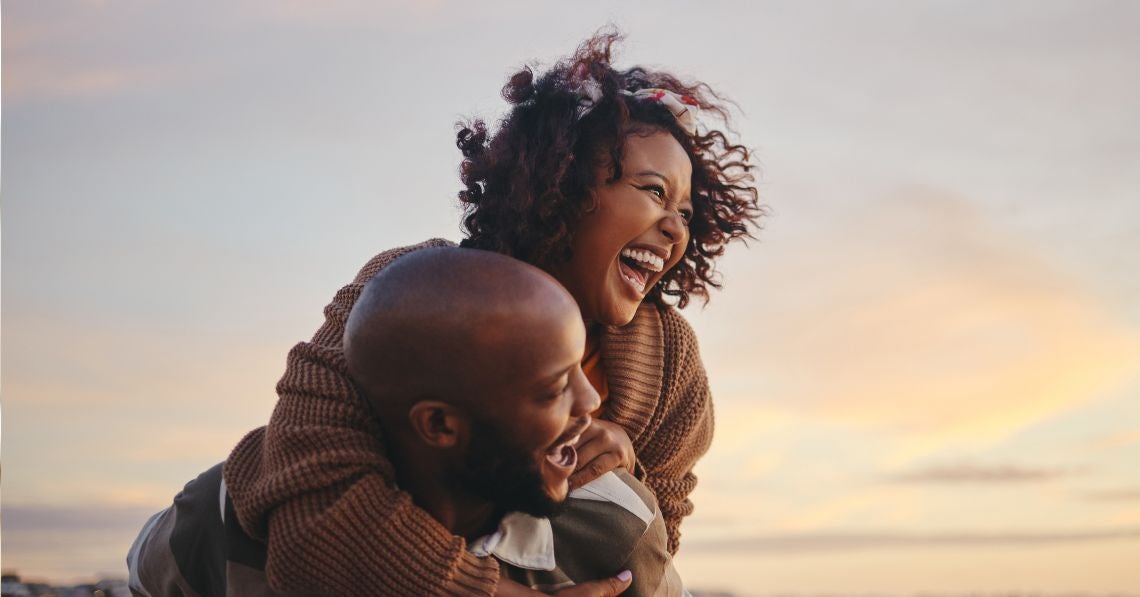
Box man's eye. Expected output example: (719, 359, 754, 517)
(546, 380, 570, 400)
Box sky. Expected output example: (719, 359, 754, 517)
(3, 0, 1140, 593)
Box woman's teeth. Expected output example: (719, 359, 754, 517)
(620, 262, 647, 293)
(619, 248, 666, 294)
(620, 248, 665, 272)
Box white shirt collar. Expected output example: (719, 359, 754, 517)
(467, 471, 653, 570)
(468, 511, 557, 570)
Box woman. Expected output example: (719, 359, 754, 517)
(223, 30, 761, 595)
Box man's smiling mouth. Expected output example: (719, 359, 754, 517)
(545, 417, 592, 471)
(545, 435, 581, 469)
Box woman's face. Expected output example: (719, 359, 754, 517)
(553, 130, 693, 326)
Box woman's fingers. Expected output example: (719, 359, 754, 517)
(572, 430, 607, 468)
(553, 570, 633, 596)
(569, 450, 622, 489)
(495, 577, 546, 596)
(569, 419, 636, 489)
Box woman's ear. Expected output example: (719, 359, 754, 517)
(407, 400, 467, 449)
(582, 190, 599, 213)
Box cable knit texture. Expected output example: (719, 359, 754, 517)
(223, 238, 714, 595)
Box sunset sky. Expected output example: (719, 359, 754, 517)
(3, 1, 1139, 593)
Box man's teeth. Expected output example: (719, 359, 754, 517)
(560, 445, 575, 467)
(620, 248, 664, 272)
(548, 435, 582, 454)
(547, 435, 581, 467)
(558, 434, 582, 450)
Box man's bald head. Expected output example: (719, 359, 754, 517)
(344, 247, 581, 433)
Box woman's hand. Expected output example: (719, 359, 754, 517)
(568, 419, 635, 490)
(554, 571, 633, 596)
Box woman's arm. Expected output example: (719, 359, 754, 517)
(635, 307, 715, 555)
(223, 239, 504, 596)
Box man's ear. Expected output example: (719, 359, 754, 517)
(407, 400, 467, 449)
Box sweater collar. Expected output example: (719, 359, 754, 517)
(598, 302, 664, 443)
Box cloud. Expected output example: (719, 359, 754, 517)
(235, 0, 447, 25)
(1088, 427, 1140, 451)
(2, 62, 163, 101)
(2, 505, 160, 533)
(2, 1, 166, 101)
(684, 527, 1140, 553)
(884, 463, 1077, 484)
(700, 189, 1140, 464)
(1083, 488, 1140, 502)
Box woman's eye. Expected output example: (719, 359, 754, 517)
(679, 208, 693, 223)
(640, 185, 666, 200)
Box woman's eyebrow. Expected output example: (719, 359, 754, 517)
(634, 170, 668, 182)
(636, 170, 691, 202)
(633, 170, 676, 192)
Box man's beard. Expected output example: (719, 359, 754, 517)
(456, 416, 564, 518)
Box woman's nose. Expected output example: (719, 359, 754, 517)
(658, 210, 686, 244)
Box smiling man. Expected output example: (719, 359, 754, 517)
(127, 247, 681, 596)
(343, 246, 600, 528)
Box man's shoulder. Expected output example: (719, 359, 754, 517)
(551, 470, 662, 554)
(569, 469, 658, 524)
(542, 471, 673, 593)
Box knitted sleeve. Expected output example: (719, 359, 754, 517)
(638, 307, 715, 555)
(222, 239, 501, 596)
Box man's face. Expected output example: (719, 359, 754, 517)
(458, 292, 600, 514)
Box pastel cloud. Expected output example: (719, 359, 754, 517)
(1083, 488, 1140, 502)
(884, 462, 1078, 484)
(2, 315, 288, 507)
(1088, 427, 1140, 451)
(683, 527, 1140, 553)
(3, 505, 160, 533)
(2, 62, 162, 101)
(699, 189, 1140, 464)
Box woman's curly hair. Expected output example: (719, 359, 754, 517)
(457, 29, 764, 308)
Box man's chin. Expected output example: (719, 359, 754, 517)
(524, 493, 566, 519)
(546, 481, 570, 505)
(511, 478, 568, 519)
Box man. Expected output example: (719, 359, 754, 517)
(128, 248, 680, 596)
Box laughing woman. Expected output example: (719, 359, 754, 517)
(223, 31, 762, 595)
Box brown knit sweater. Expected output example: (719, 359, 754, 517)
(223, 239, 714, 596)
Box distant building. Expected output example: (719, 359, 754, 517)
(1, 574, 128, 597)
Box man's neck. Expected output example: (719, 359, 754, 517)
(429, 493, 502, 541)
(393, 455, 501, 541)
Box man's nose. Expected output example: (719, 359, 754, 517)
(572, 369, 602, 416)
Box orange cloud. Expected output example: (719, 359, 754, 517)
(699, 189, 1140, 464)
(1088, 426, 1140, 451)
(883, 462, 1077, 484)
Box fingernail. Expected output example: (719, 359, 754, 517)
(617, 570, 632, 582)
